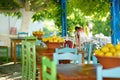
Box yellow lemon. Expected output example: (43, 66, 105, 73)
(106, 43, 114, 48)
(115, 44, 120, 50)
(115, 50, 120, 57)
(101, 46, 109, 53)
(104, 52, 113, 57)
(95, 51, 104, 56)
(109, 47, 116, 53)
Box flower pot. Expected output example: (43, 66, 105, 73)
(45, 42, 63, 49)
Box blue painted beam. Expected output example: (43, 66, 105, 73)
(61, 0, 67, 37)
(110, 0, 120, 45)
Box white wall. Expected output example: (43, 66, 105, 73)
(0, 14, 10, 34)
(0, 14, 45, 35)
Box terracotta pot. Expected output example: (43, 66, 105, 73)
(95, 55, 120, 69)
(45, 42, 63, 49)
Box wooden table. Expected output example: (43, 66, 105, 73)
(57, 64, 120, 80)
(57, 64, 97, 80)
(10, 37, 25, 64)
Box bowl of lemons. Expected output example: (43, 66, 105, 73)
(94, 43, 120, 69)
(32, 30, 44, 40)
(42, 35, 65, 49)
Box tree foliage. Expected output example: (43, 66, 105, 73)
(0, 0, 111, 36)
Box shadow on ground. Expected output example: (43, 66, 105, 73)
(0, 61, 22, 80)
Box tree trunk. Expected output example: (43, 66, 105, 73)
(19, 8, 35, 32)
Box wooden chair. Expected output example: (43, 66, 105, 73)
(93, 55, 120, 80)
(83, 42, 94, 64)
(22, 41, 40, 80)
(53, 47, 82, 64)
(21, 41, 29, 80)
(64, 40, 74, 48)
(42, 56, 56, 80)
(17, 32, 28, 58)
(27, 41, 37, 80)
(25, 36, 37, 43)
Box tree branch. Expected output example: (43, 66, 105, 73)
(13, 0, 24, 7)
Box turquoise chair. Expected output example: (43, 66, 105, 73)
(83, 42, 95, 64)
(17, 32, 28, 58)
(53, 47, 82, 64)
(93, 55, 120, 80)
(42, 56, 56, 80)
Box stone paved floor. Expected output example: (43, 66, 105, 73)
(0, 61, 22, 80)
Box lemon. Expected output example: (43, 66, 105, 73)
(101, 46, 109, 53)
(95, 51, 104, 56)
(115, 44, 120, 50)
(115, 50, 120, 57)
(104, 52, 113, 57)
(94, 49, 101, 54)
(109, 47, 116, 53)
(106, 43, 114, 48)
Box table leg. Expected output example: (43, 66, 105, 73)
(14, 41, 17, 64)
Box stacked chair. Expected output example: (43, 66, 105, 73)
(53, 47, 82, 64)
(21, 39, 40, 80)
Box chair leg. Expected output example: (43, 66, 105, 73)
(6, 47, 9, 63)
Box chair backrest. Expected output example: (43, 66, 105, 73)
(22, 41, 37, 80)
(25, 36, 37, 44)
(93, 55, 120, 80)
(21, 41, 29, 80)
(83, 42, 94, 64)
(53, 47, 82, 64)
(27, 42, 36, 80)
(18, 32, 28, 38)
(42, 56, 56, 80)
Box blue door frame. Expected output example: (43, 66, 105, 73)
(110, 0, 120, 45)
